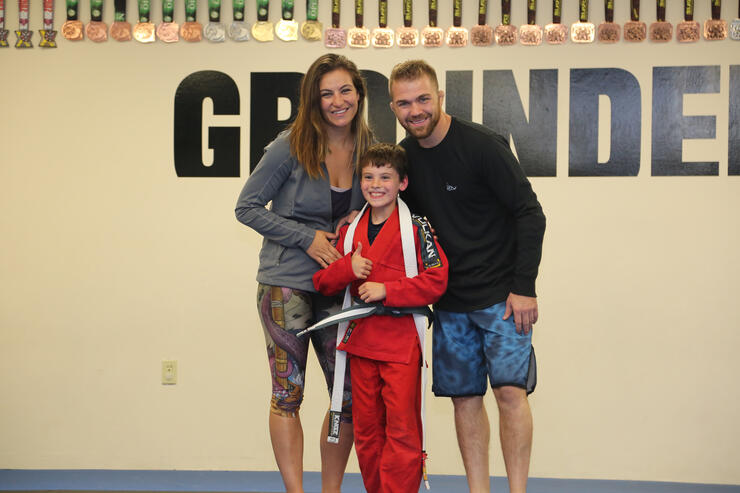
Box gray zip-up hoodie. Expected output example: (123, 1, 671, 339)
(235, 131, 365, 292)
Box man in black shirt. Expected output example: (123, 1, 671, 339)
(389, 60, 546, 493)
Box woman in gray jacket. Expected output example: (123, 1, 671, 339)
(235, 54, 373, 493)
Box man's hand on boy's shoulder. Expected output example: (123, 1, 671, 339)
(351, 242, 373, 279)
(358, 281, 386, 303)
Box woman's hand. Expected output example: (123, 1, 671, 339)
(307, 230, 343, 268)
(335, 209, 361, 236)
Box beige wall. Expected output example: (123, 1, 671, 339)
(1, 0, 739, 485)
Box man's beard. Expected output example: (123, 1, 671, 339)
(403, 107, 440, 140)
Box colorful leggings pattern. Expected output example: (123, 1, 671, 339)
(257, 283, 352, 422)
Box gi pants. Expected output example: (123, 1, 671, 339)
(349, 343, 422, 493)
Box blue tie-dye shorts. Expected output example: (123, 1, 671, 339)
(431, 301, 537, 396)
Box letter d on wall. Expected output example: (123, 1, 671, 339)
(174, 71, 241, 177)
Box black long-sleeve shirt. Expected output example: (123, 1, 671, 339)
(400, 117, 546, 312)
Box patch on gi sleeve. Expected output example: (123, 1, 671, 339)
(412, 214, 442, 269)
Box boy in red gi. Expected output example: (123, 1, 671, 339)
(313, 143, 448, 493)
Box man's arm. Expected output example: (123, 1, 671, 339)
(485, 135, 546, 334)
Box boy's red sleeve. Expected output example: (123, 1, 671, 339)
(384, 218, 449, 307)
(312, 225, 357, 296)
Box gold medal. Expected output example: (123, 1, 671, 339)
(62, 19, 84, 39)
(111, 21, 132, 40)
(133, 22, 155, 42)
(181, 21, 202, 40)
(275, 19, 298, 40)
(85, 21, 108, 41)
(156, 21, 180, 41)
(300, 19, 322, 39)
(251, 20, 274, 40)
(253, 0, 273, 41)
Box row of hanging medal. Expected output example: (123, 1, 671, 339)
(2, 0, 738, 48)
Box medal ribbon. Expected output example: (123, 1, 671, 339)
(233, 0, 244, 20)
(66, 0, 79, 20)
(138, 0, 150, 22)
(656, 0, 665, 22)
(0, 0, 7, 45)
(90, 0, 103, 22)
(281, 0, 296, 21)
(185, 0, 197, 22)
(355, 0, 363, 27)
(306, 0, 318, 20)
(402, 0, 412, 27)
(331, 0, 339, 28)
(552, 0, 561, 23)
(604, 0, 613, 22)
(281, 0, 292, 21)
(630, 0, 639, 21)
(501, 0, 510, 25)
(478, 0, 488, 25)
(527, 0, 536, 25)
(114, 0, 126, 22)
(378, 0, 387, 27)
(711, 0, 720, 21)
(256, 0, 269, 22)
(210, 0, 222, 22)
(43, 0, 54, 29)
(427, 0, 437, 26)
(453, 0, 462, 27)
(579, 0, 588, 22)
(684, 0, 693, 21)
(18, 0, 29, 31)
(162, 0, 174, 22)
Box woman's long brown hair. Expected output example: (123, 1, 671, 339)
(289, 54, 374, 179)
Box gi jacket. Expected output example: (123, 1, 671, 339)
(313, 206, 449, 364)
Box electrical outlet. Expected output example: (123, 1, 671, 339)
(162, 360, 177, 385)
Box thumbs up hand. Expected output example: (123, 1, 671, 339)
(351, 242, 373, 280)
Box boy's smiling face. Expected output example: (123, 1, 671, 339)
(360, 162, 408, 223)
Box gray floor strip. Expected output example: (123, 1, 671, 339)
(1, 470, 738, 493)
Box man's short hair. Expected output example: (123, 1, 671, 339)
(389, 60, 439, 94)
(359, 143, 408, 180)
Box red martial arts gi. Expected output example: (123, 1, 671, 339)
(313, 206, 448, 493)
